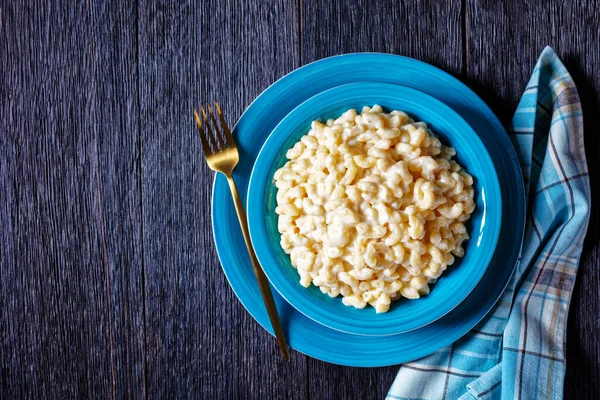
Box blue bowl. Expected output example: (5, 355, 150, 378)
(247, 82, 502, 336)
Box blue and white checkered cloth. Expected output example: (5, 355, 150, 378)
(387, 47, 590, 400)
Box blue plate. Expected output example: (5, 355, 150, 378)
(212, 53, 525, 366)
(247, 82, 502, 336)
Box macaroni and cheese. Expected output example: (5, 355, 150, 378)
(274, 105, 475, 313)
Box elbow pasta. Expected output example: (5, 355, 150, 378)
(274, 106, 475, 313)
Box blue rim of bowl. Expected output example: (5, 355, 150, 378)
(211, 53, 525, 367)
(247, 82, 502, 336)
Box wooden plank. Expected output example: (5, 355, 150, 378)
(301, 0, 464, 398)
(0, 1, 145, 398)
(302, 0, 465, 77)
(466, 1, 600, 397)
(137, 0, 307, 398)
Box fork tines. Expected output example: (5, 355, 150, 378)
(193, 103, 235, 156)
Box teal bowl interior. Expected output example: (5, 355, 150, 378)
(247, 82, 502, 336)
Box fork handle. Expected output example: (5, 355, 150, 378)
(226, 175, 290, 361)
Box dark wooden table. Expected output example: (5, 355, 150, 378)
(1, 1, 598, 399)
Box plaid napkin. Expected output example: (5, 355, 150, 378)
(387, 47, 590, 400)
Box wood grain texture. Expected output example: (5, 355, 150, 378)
(301, 0, 465, 77)
(301, 1, 464, 398)
(137, 0, 305, 398)
(466, 1, 600, 398)
(0, 0, 145, 398)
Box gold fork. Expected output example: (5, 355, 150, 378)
(193, 103, 290, 361)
